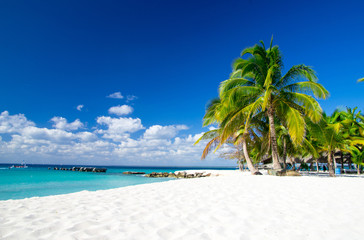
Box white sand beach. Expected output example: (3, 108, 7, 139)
(1, 171, 364, 240)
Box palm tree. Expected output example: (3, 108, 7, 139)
(306, 109, 364, 177)
(303, 127, 321, 173)
(357, 78, 364, 82)
(350, 146, 364, 174)
(337, 107, 364, 174)
(306, 112, 343, 176)
(195, 97, 261, 174)
(276, 125, 291, 169)
(219, 38, 329, 170)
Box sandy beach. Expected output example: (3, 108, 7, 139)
(1, 171, 364, 240)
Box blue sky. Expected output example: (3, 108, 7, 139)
(0, 0, 363, 166)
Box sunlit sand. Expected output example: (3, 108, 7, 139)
(1, 170, 364, 240)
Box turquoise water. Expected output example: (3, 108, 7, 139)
(0, 164, 235, 200)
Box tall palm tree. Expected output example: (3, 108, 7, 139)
(357, 77, 364, 82)
(219, 38, 329, 170)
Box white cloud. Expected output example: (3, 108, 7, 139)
(96, 116, 144, 141)
(74, 132, 98, 142)
(108, 105, 133, 116)
(208, 126, 218, 131)
(20, 126, 96, 143)
(144, 125, 188, 139)
(76, 105, 84, 111)
(0, 111, 35, 133)
(0, 111, 233, 167)
(21, 126, 74, 142)
(51, 117, 84, 131)
(107, 92, 123, 99)
(126, 95, 137, 102)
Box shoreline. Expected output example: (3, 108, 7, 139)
(1, 170, 364, 239)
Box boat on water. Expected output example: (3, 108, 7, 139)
(9, 160, 28, 169)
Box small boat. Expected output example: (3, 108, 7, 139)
(10, 160, 28, 169)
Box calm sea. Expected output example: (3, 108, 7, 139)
(0, 164, 235, 200)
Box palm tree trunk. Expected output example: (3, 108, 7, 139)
(327, 150, 335, 177)
(348, 155, 352, 169)
(241, 135, 260, 174)
(238, 160, 243, 171)
(282, 138, 287, 170)
(292, 157, 296, 171)
(340, 151, 344, 173)
(267, 108, 281, 170)
(357, 164, 360, 175)
(316, 159, 319, 173)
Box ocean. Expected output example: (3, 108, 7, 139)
(0, 164, 236, 200)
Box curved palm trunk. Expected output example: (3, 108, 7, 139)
(267, 109, 281, 170)
(327, 150, 335, 177)
(282, 138, 287, 170)
(241, 135, 260, 174)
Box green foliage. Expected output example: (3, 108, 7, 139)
(194, 39, 364, 175)
(221, 38, 328, 150)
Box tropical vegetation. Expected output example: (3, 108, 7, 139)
(195, 39, 364, 177)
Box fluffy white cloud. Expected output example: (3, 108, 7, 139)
(20, 126, 96, 143)
(107, 92, 123, 99)
(96, 116, 144, 141)
(74, 132, 98, 142)
(108, 105, 133, 116)
(76, 105, 84, 111)
(51, 117, 84, 131)
(0, 111, 35, 133)
(144, 125, 188, 139)
(0, 111, 232, 166)
(22, 126, 74, 142)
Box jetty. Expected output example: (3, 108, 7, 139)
(49, 167, 107, 173)
(122, 171, 145, 175)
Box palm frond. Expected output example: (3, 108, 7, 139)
(279, 65, 318, 87)
(282, 102, 306, 145)
(222, 86, 261, 106)
(219, 98, 263, 145)
(201, 136, 220, 159)
(302, 138, 319, 158)
(284, 92, 323, 123)
(194, 129, 220, 145)
(283, 81, 329, 99)
(202, 98, 222, 126)
(262, 85, 274, 111)
(219, 78, 255, 96)
(241, 43, 267, 62)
